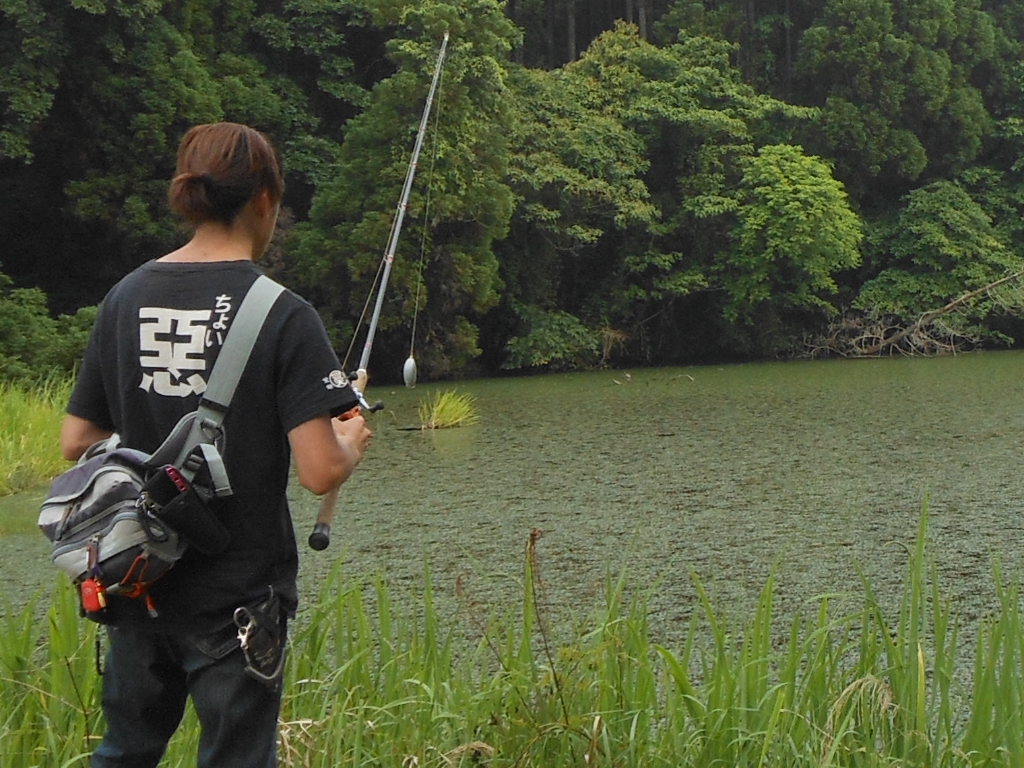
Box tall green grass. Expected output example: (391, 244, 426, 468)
(3, 515, 1022, 766)
(0, 377, 71, 495)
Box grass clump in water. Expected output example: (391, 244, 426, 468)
(5, 513, 1024, 766)
(418, 389, 479, 430)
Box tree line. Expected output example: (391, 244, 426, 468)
(2, 0, 1023, 382)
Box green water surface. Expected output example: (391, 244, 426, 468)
(296, 351, 1024, 644)
(6, 352, 1024, 646)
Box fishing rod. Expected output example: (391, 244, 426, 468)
(309, 30, 450, 551)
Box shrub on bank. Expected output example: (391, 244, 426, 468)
(0, 272, 95, 385)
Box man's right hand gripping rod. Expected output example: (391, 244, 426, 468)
(308, 371, 380, 551)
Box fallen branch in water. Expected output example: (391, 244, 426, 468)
(806, 269, 1024, 358)
(857, 269, 1024, 356)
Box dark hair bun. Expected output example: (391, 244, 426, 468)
(168, 123, 283, 226)
(168, 172, 214, 222)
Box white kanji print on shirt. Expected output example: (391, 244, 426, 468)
(138, 307, 213, 397)
(206, 294, 233, 347)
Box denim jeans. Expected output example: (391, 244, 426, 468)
(90, 621, 282, 767)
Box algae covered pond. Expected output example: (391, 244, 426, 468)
(4, 352, 1024, 645)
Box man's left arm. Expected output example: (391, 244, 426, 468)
(60, 414, 114, 461)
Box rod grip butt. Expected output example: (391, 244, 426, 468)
(308, 523, 331, 551)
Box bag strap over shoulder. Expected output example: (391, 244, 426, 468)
(202, 275, 285, 413)
(149, 275, 285, 493)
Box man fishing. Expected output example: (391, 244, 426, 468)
(60, 122, 373, 767)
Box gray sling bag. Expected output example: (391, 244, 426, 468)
(39, 275, 285, 623)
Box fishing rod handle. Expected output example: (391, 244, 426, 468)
(309, 488, 339, 551)
(307, 404, 359, 551)
(308, 371, 371, 551)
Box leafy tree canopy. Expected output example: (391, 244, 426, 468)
(3, 0, 1024, 376)
(856, 181, 1024, 332)
(721, 144, 862, 322)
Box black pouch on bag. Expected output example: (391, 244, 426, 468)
(143, 465, 230, 555)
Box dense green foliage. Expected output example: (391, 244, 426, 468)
(0, 274, 95, 383)
(3, 0, 1024, 378)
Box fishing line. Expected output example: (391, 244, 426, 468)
(342, 205, 403, 375)
(406, 57, 446, 387)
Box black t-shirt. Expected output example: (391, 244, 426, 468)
(67, 260, 358, 633)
